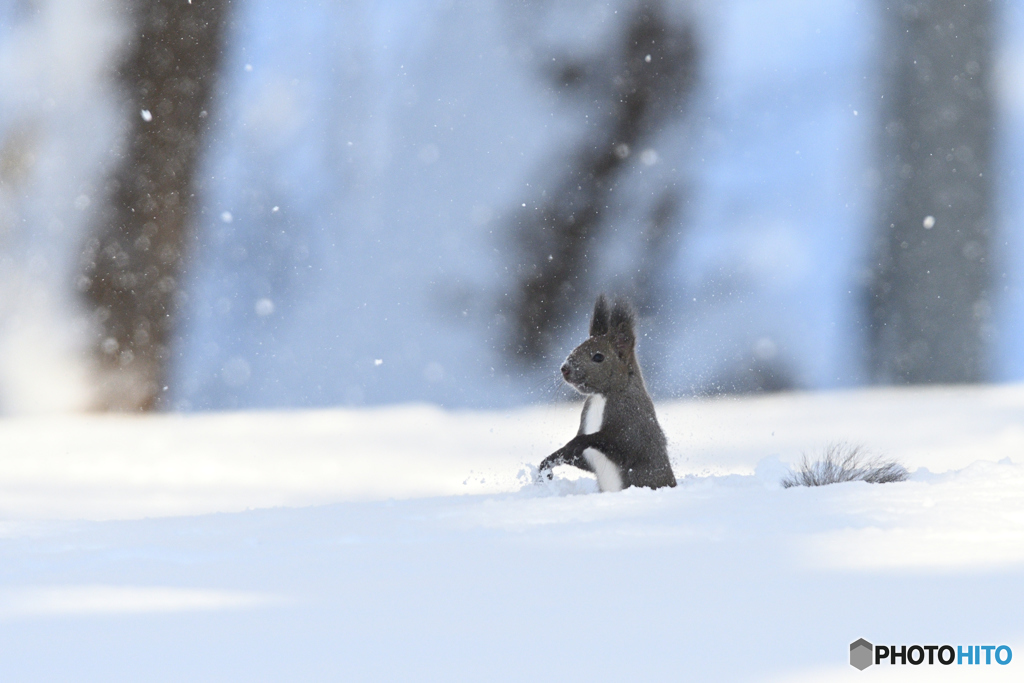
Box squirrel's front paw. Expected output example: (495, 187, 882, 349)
(536, 459, 558, 482)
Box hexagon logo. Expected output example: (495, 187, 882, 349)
(850, 639, 873, 670)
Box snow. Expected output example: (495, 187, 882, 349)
(1, 385, 1023, 680)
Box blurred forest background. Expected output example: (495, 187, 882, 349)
(0, 0, 1021, 413)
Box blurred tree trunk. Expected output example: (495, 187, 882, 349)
(509, 0, 699, 364)
(869, 0, 994, 384)
(80, 0, 229, 410)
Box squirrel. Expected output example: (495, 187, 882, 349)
(538, 295, 677, 492)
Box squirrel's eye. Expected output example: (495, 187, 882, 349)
(592, 353, 604, 363)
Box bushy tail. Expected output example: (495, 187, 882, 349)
(781, 443, 908, 488)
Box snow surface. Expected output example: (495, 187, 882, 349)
(1, 385, 1023, 680)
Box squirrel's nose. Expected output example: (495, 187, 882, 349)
(561, 363, 571, 379)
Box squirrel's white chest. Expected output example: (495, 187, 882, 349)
(582, 394, 606, 435)
(584, 447, 623, 492)
(581, 394, 622, 492)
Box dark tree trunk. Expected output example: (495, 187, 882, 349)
(869, 0, 995, 384)
(80, 0, 229, 410)
(509, 1, 699, 364)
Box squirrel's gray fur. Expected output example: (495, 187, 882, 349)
(539, 295, 676, 491)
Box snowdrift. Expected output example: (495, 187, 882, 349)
(0, 385, 1022, 681)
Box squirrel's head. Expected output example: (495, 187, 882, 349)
(560, 294, 638, 395)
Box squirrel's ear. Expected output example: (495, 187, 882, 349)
(590, 294, 610, 337)
(609, 298, 636, 354)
